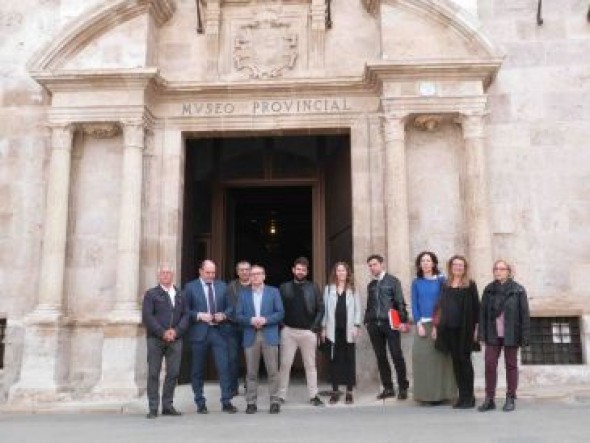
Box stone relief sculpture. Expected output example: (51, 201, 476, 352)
(233, 8, 298, 79)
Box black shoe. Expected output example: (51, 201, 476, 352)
(269, 403, 281, 414)
(161, 406, 182, 416)
(345, 392, 354, 404)
(197, 405, 208, 414)
(453, 397, 475, 409)
(310, 395, 325, 406)
(478, 398, 496, 412)
(503, 395, 515, 412)
(377, 388, 396, 400)
(245, 404, 257, 414)
(222, 403, 238, 414)
(146, 410, 157, 419)
(397, 388, 408, 400)
(278, 397, 286, 405)
(329, 393, 339, 404)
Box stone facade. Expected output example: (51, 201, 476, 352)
(0, 0, 589, 403)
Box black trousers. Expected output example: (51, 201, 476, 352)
(445, 328, 474, 400)
(367, 322, 409, 391)
(147, 337, 183, 412)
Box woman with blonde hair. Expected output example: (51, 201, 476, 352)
(321, 261, 361, 404)
(478, 260, 530, 412)
(411, 251, 456, 404)
(433, 255, 480, 409)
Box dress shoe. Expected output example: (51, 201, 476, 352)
(146, 410, 158, 419)
(161, 406, 182, 416)
(197, 405, 208, 414)
(269, 403, 281, 414)
(376, 388, 396, 400)
(345, 392, 354, 404)
(222, 403, 238, 414)
(397, 388, 408, 400)
(278, 397, 286, 405)
(310, 395, 325, 406)
(245, 404, 257, 414)
(453, 397, 475, 409)
(478, 398, 496, 412)
(502, 395, 516, 412)
(329, 393, 339, 404)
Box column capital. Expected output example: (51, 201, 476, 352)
(81, 122, 121, 139)
(121, 119, 146, 149)
(457, 113, 487, 139)
(48, 123, 75, 151)
(381, 114, 409, 142)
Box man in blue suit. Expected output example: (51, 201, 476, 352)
(185, 259, 237, 414)
(236, 264, 284, 414)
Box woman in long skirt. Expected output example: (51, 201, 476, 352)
(411, 251, 456, 404)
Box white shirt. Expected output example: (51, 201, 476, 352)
(252, 286, 264, 318)
(374, 271, 386, 281)
(160, 285, 176, 307)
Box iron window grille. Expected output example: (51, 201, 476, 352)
(521, 317, 583, 365)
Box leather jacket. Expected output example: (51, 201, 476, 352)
(280, 280, 324, 332)
(364, 273, 408, 324)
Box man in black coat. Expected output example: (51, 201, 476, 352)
(364, 254, 409, 400)
(142, 264, 189, 419)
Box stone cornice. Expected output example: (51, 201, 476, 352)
(27, 0, 176, 71)
(365, 58, 503, 91)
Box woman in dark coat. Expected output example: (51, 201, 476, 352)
(433, 255, 480, 409)
(478, 260, 530, 413)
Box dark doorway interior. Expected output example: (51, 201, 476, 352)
(178, 132, 351, 384)
(226, 186, 312, 287)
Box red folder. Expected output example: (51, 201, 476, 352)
(388, 309, 402, 330)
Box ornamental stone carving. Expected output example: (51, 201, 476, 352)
(81, 123, 121, 139)
(413, 115, 444, 132)
(233, 8, 298, 79)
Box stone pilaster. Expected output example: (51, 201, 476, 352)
(310, 0, 326, 70)
(9, 123, 75, 402)
(382, 114, 412, 298)
(93, 119, 146, 399)
(458, 113, 493, 286)
(206, 0, 221, 78)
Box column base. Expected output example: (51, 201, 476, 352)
(91, 321, 143, 401)
(8, 317, 69, 404)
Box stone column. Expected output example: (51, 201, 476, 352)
(382, 115, 412, 297)
(205, 0, 221, 78)
(9, 123, 75, 402)
(459, 113, 493, 286)
(93, 120, 146, 398)
(310, 0, 326, 70)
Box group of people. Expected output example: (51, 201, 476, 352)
(141, 252, 530, 418)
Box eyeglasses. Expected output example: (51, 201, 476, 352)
(493, 267, 509, 271)
(250, 272, 265, 276)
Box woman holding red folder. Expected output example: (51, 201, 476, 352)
(433, 255, 481, 409)
(411, 251, 456, 405)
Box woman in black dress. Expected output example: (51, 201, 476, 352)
(321, 262, 362, 404)
(433, 255, 480, 409)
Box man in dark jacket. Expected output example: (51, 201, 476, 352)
(278, 257, 325, 406)
(364, 254, 409, 400)
(142, 264, 189, 419)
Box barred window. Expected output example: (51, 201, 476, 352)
(0, 318, 6, 369)
(521, 317, 583, 365)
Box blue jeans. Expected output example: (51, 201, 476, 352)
(190, 327, 232, 407)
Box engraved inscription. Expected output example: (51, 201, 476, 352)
(180, 98, 353, 116)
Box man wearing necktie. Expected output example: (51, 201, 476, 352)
(185, 259, 237, 414)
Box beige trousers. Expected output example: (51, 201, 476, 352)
(245, 331, 280, 405)
(278, 326, 318, 399)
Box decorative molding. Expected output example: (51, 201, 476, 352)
(233, 8, 298, 79)
(81, 123, 121, 139)
(362, 0, 380, 14)
(413, 114, 444, 131)
(27, 0, 176, 71)
(48, 123, 76, 151)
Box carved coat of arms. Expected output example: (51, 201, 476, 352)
(233, 9, 298, 79)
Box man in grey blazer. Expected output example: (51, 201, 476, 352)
(235, 264, 284, 414)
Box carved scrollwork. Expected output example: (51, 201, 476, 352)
(362, 0, 380, 14)
(81, 122, 121, 139)
(233, 8, 298, 79)
(413, 115, 444, 132)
